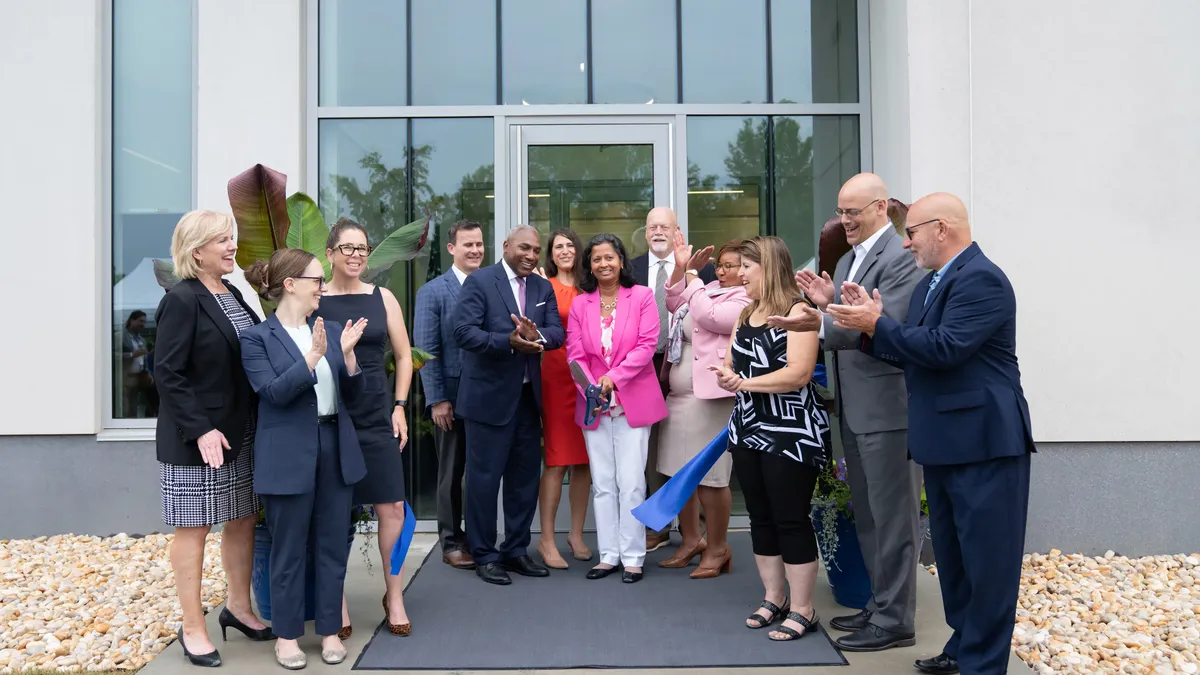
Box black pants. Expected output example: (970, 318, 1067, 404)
(731, 446, 820, 565)
(261, 421, 354, 639)
(434, 416, 467, 553)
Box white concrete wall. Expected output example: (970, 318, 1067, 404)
(0, 0, 102, 435)
(870, 0, 1200, 442)
(197, 0, 306, 316)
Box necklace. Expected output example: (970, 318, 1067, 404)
(599, 295, 618, 311)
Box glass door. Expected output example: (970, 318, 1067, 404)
(509, 121, 673, 255)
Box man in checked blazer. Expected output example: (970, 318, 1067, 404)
(413, 220, 486, 570)
(783, 174, 926, 652)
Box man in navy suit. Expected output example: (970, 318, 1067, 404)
(414, 220, 485, 570)
(453, 225, 566, 585)
(827, 193, 1035, 675)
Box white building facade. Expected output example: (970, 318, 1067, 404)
(2, 0, 1197, 552)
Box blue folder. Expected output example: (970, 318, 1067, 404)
(388, 502, 418, 576)
(633, 427, 730, 532)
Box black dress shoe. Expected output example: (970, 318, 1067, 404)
(834, 624, 916, 652)
(218, 607, 274, 642)
(586, 565, 618, 580)
(830, 608, 872, 632)
(500, 554, 550, 577)
(177, 630, 221, 667)
(914, 653, 959, 674)
(622, 571, 643, 583)
(476, 562, 512, 585)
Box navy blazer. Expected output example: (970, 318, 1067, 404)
(863, 243, 1036, 467)
(413, 269, 465, 411)
(451, 261, 565, 426)
(240, 314, 368, 495)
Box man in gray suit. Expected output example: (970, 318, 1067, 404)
(776, 173, 925, 651)
(414, 220, 486, 570)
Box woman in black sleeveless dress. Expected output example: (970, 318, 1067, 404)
(710, 236, 830, 643)
(315, 219, 413, 638)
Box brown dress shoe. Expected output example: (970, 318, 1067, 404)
(645, 531, 671, 553)
(689, 546, 732, 579)
(443, 548, 476, 570)
(658, 539, 706, 568)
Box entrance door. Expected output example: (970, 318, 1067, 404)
(509, 120, 674, 255)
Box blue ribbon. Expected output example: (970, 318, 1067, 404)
(388, 502, 418, 576)
(813, 362, 827, 389)
(632, 427, 730, 532)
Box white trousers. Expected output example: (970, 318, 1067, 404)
(583, 414, 651, 568)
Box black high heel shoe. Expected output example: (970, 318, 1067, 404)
(177, 629, 222, 667)
(218, 607, 275, 642)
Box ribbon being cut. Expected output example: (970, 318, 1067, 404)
(632, 362, 826, 531)
(388, 502, 418, 575)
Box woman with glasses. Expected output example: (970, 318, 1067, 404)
(241, 248, 369, 668)
(314, 218, 414, 638)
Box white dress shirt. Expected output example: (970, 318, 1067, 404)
(451, 264, 468, 286)
(282, 323, 337, 415)
(648, 251, 675, 298)
(820, 222, 893, 339)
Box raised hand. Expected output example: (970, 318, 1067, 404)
(688, 245, 715, 272)
(197, 429, 230, 469)
(533, 266, 548, 279)
(306, 318, 327, 370)
(340, 318, 369, 354)
(796, 269, 836, 309)
(672, 230, 692, 270)
(510, 313, 540, 342)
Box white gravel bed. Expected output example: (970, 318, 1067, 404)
(0, 533, 226, 673)
(3, 533, 1199, 674)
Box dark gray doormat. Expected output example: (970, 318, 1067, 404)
(353, 531, 847, 670)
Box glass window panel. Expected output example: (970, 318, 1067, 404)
(771, 0, 858, 103)
(775, 115, 860, 272)
(591, 0, 677, 104)
(686, 117, 767, 253)
(318, 0, 406, 106)
(111, 0, 194, 420)
(406, 119, 495, 518)
(410, 0, 496, 105)
(501, 0, 587, 104)
(681, 0, 767, 103)
(527, 144, 654, 246)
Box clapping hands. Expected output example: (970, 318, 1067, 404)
(509, 314, 544, 354)
(795, 269, 836, 309)
(826, 281, 884, 335)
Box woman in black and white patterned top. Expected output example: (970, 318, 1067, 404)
(154, 210, 274, 667)
(710, 236, 830, 643)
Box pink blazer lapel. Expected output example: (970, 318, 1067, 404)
(582, 292, 601, 358)
(612, 286, 638, 360)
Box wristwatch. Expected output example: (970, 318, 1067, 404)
(394, 400, 407, 407)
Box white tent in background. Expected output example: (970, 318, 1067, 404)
(113, 257, 168, 324)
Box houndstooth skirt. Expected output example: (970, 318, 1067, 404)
(160, 419, 260, 528)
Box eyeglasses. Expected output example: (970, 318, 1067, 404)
(905, 218, 940, 239)
(834, 199, 881, 217)
(294, 275, 326, 288)
(334, 244, 372, 257)
(717, 263, 740, 271)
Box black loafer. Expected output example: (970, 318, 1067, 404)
(476, 562, 512, 585)
(622, 571, 643, 583)
(915, 653, 959, 674)
(835, 624, 916, 652)
(830, 608, 872, 632)
(500, 554, 550, 577)
(586, 565, 618, 580)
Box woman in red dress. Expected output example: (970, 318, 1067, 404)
(535, 228, 593, 569)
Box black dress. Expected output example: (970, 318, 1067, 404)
(315, 286, 406, 504)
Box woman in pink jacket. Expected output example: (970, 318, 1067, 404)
(567, 233, 666, 584)
(655, 237, 750, 578)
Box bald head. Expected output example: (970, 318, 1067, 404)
(903, 192, 971, 270)
(837, 173, 890, 245)
(645, 207, 678, 256)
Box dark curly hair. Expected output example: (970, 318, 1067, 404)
(577, 233, 636, 293)
(544, 228, 583, 282)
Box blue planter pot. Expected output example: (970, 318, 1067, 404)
(251, 522, 356, 622)
(810, 505, 872, 610)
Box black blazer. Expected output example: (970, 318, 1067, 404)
(154, 278, 261, 466)
(631, 252, 717, 287)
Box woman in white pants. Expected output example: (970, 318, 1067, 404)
(566, 233, 667, 583)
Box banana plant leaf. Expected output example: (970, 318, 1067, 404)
(363, 209, 433, 282)
(153, 259, 181, 292)
(285, 193, 332, 279)
(228, 164, 290, 271)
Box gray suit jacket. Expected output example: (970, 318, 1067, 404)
(822, 226, 924, 434)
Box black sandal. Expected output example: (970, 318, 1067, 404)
(746, 599, 790, 629)
(769, 610, 819, 641)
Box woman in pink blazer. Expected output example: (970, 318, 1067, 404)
(655, 238, 750, 578)
(567, 233, 666, 583)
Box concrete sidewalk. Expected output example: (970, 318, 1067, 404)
(140, 533, 1033, 674)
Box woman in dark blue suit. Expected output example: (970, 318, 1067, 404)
(240, 248, 369, 670)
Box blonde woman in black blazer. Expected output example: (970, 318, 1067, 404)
(154, 210, 274, 668)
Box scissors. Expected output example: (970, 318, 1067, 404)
(569, 360, 610, 426)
